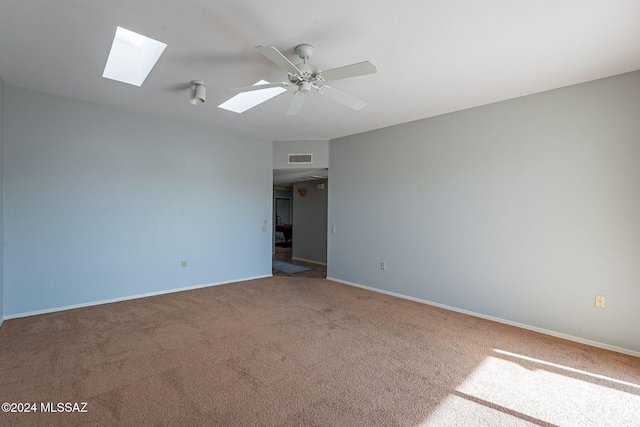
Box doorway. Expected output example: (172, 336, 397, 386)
(272, 168, 329, 276)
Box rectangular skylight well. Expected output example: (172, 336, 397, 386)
(218, 80, 287, 113)
(102, 27, 167, 87)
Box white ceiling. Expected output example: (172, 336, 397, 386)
(1, 1, 640, 142)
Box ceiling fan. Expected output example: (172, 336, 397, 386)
(226, 44, 377, 115)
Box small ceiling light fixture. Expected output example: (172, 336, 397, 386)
(190, 80, 206, 105)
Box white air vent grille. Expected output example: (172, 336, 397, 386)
(288, 153, 313, 164)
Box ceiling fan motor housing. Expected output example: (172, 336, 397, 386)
(289, 63, 320, 84)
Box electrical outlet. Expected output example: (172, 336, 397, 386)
(181, 260, 187, 268)
(595, 295, 606, 308)
(380, 262, 386, 270)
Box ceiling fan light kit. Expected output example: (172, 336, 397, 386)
(221, 44, 377, 115)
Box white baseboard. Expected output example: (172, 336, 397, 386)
(0, 316, 4, 329)
(327, 277, 640, 359)
(4, 274, 273, 320)
(291, 257, 327, 266)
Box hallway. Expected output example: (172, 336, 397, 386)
(272, 245, 327, 278)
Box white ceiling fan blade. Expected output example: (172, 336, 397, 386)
(317, 86, 366, 110)
(286, 92, 306, 116)
(229, 82, 289, 93)
(319, 61, 377, 82)
(256, 45, 301, 75)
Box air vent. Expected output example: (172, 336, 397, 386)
(288, 153, 313, 164)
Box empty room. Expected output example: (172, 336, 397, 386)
(0, 1, 639, 426)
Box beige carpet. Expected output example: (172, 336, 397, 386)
(0, 276, 638, 426)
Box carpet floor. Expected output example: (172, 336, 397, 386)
(0, 276, 638, 426)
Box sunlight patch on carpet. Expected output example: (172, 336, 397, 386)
(493, 349, 640, 390)
(419, 350, 640, 426)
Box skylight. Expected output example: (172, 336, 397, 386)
(218, 80, 287, 113)
(102, 27, 167, 87)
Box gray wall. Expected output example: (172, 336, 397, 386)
(328, 71, 640, 354)
(293, 180, 328, 264)
(4, 86, 273, 316)
(0, 75, 4, 322)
